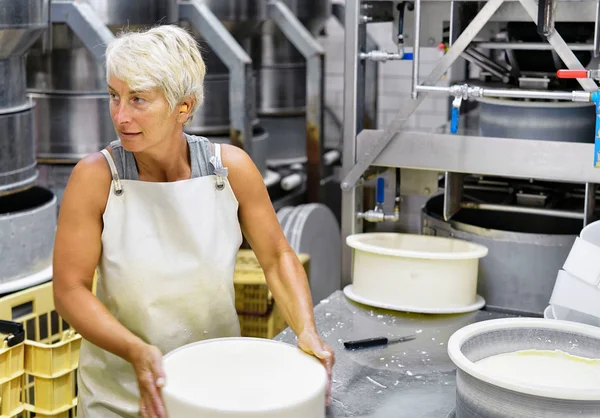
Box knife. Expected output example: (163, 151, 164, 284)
(343, 334, 416, 350)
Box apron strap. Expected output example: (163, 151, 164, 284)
(209, 143, 228, 191)
(100, 149, 124, 196)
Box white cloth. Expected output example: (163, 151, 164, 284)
(77, 144, 243, 417)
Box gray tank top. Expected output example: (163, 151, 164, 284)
(108, 134, 214, 180)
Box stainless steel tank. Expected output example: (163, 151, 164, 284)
(477, 97, 595, 143)
(421, 193, 582, 315)
(251, 0, 331, 165)
(0, 187, 57, 284)
(0, 104, 37, 196)
(79, 0, 177, 25)
(180, 32, 259, 136)
(0, 0, 48, 195)
(27, 0, 175, 164)
(180, 18, 268, 174)
(202, 0, 267, 39)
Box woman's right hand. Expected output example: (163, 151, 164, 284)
(129, 342, 167, 418)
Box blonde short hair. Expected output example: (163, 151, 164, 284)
(105, 25, 205, 121)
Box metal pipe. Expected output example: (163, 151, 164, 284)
(474, 42, 594, 51)
(415, 84, 591, 102)
(360, 50, 404, 62)
(482, 87, 582, 101)
(268, 0, 325, 203)
(411, 0, 422, 99)
(460, 202, 584, 220)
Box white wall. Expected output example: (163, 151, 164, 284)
(318, 16, 450, 132)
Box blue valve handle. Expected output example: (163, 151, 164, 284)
(593, 92, 600, 168)
(450, 106, 460, 134)
(377, 177, 385, 204)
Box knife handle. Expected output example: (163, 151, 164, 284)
(344, 337, 388, 349)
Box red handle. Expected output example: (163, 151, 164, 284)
(557, 69, 589, 79)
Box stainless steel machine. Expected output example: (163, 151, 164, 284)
(30, 0, 334, 210)
(0, 0, 55, 290)
(341, 0, 600, 316)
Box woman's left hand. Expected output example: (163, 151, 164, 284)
(298, 329, 335, 404)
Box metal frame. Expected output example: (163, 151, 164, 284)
(267, 0, 325, 203)
(50, 1, 115, 61)
(341, 0, 600, 286)
(179, 1, 254, 159)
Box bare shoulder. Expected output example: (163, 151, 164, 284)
(220, 144, 265, 201)
(61, 150, 113, 215)
(220, 144, 261, 182)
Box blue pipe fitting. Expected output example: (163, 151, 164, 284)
(593, 91, 600, 167)
(377, 177, 385, 204)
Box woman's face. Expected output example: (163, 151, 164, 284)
(108, 75, 185, 152)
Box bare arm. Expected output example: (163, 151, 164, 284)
(53, 153, 166, 417)
(224, 145, 316, 335)
(53, 152, 146, 361)
(224, 145, 334, 397)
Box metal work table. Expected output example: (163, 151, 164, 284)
(275, 291, 517, 418)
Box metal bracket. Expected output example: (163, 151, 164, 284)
(340, 0, 507, 191)
(179, 1, 254, 159)
(50, 1, 114, 62)
(268, 0, 325, 203)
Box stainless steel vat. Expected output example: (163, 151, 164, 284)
(478, 97, 596, 143)
(31, 93, 114, 161)
(185, 73, 259, 136)
(262, 116, 306, 166)
(250, 0, 330, 115)
(422, 193, 582, 315)
(0, 187, 56, 283)
(80, 0, 176, 25)
(0, 105, 38, 196)
(0, 0, 48, 58)
(27, 24, 106, 93)
(0, 57, 27, 110)
(202, 0, 267, 39)
(37, 163, 74, 211)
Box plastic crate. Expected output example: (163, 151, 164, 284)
(234, 250, 310, 315)
(238, 304, 287, 339)
(0, 373, 24, 417)
(0, 282, 80, 416)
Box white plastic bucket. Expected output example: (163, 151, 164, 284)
(346, 233, 488, 309)
(162, 338, 327, 418)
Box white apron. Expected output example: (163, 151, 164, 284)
(77, 143, 243, 417)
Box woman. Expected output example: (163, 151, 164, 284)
(52, 25, 334, 418)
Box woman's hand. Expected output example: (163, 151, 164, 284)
(129, 342, 167, 418)
(297, 329, 335, 403)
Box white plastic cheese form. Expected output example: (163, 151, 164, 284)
(162, 338, 327, 418)
(346, 233, 488, 309)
